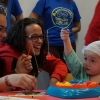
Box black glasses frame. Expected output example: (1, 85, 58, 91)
(25, 34, 45, 42)
(0, 27, 7, 35)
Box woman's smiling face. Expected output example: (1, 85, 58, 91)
(25, 24, 44, 56)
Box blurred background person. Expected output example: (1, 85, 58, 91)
(0, 0, 23, 30)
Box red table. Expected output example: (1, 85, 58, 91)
(0, 90, 99, 100)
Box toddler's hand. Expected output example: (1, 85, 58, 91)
(60, 29, 70, 41)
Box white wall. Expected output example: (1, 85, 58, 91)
(18, 0, 98, 89)
(19, 0, 38, 17)
(74, 0, 98, 61)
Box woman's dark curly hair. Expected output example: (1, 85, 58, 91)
(0, 9, 5, 16)
(0, 0, 8, 7)
(5, 18, 48, 76)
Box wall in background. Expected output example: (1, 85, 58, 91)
(18, 0, 98, 89)
(74, 0, 98, 61)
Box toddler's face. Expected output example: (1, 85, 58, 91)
(83, 50, 100, 76)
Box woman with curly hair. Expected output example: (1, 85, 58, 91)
(0, 18, 68, 87)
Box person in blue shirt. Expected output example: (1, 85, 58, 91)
(29, 0, 81, 65)
(0, 0, 23, 29)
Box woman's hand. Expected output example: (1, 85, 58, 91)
(8, 74, 37, 90)
(15, 54, 33, 74)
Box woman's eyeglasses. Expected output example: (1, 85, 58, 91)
(25, 34, 45, 42)
(0, 27, 7, 35)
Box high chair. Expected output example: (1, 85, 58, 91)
(64, 73, 74, 82)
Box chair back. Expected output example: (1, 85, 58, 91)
(64, 73, 74, 82)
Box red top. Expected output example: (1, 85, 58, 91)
(0, 42, 68, 82)
(84, 0, 100, 46)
